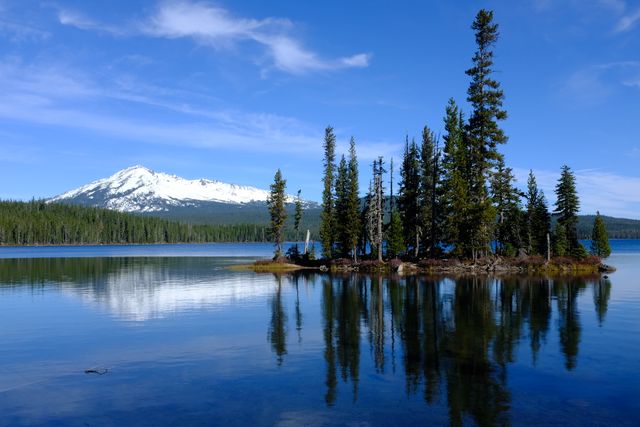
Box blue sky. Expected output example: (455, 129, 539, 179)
(1, 0, 639, 217)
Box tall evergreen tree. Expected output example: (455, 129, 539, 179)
(465, 9, 507, 259)
(441, 99, 471, 256)
(346, 137, 362, 260)
(419, 126, 439, 256)
(490, 160, 523, 256)
(267, 169, 287, 257)
(554, 165, 583, 257)
(320, 126, 337, 259)
(292, 189, 303, 255)
(373, 157, 386, 261)
(525, 171, 551, 256)
(334, 155, 349, 257)
(387, 157, 404, 258)
(590, 211, 611, 258)
(398, 137, 421, 257)
(360, 181, 373, 256)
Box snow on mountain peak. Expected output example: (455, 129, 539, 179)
(49, 165, 299, 213)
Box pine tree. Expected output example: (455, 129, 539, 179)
(553, 223, 568, 257)
(334, 155, 349, 257)
(373, 157, 386, 261)
(590, 211, 611, 258)
(398, 137, 421, 257)
(360, 181, 372, 257)
(320, 126, 337, 259)
(525, 171, 551, 255)
(387, 210, 404, 258)
(419, 126, 438, 256)
(441, 99, 471, 256)
(346, 137, 361, 260)
(387, 157, 404, 258)
(294, 189, 303, 254)
(554, 165, 584, 257)
(267, 169, 287, 257)
(366, 177, 377, 259)
(490, 160, 523, 256)
(465, 9, 507, 259)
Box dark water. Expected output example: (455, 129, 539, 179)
(1, 243, 639, 426)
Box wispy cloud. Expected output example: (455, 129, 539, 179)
(615, 7, 640, 32)
(58, 1, 371, 75)
(564, 61, 640, 105)
(515, 167, 640, 219)
(0, 19, 49, 42)
(57, 9, 127, 36)
(0, 59, 390, 162)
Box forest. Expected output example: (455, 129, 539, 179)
(0, 200, 300, 245)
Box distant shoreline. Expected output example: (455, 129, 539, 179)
(0, 238, 636, 249)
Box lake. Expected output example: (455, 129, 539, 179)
(0, 242, 639, 426)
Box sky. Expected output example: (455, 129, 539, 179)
(1, 0, 639, 218)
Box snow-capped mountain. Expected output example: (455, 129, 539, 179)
(49, 165, 302, 213)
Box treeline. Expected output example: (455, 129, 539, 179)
(577, 216, 640, 239)
(0, 200, 300, 245)
(310, 9, 609, 261)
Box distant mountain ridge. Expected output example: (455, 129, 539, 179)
(49, 165, 316, 214)
(47, 166, 640, 239)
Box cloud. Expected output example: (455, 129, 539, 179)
(515, 167, 640, 219)
(0, 19, 49, 42)
(564, 61, 640, 105)
(58, 1, 371, 75)
(0, 59, 369, 160)
(57, 9, 127, 36)
(615, 7, 640, 32)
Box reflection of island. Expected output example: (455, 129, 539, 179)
(0, 257, 275, 321)
(270, 272, 611, 425)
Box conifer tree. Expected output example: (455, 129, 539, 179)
(419, 126, 438, 256)
(441, 99, 471, 256)
(366, 177, 377, 258)
(386, 157, 404, 258)
(293, 189, 303, 255)
(320, 126, 337, 259)
(387, 210, 404, 258)
(525, 171, 551, 255)
(590, 211, 611, 258)
(554, 165, 584, 257)
(373, 157, 386, 261)
(267, 169, 287, 257)
(346, 137, 361, 260)
(490, 160, 523, 256)
(553, 223, 568, 257)
(465, 9, 507, 259)
(334, 155, 349, 257)
(360, 181, 372, 256)
(398, 137, 421, 257)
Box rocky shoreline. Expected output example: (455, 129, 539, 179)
(240, 255, 615, 276)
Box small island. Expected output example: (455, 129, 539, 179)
(249, 10, 615, 277)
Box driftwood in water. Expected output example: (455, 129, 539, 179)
(84, 368, 109, 375)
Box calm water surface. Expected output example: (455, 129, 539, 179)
(0, 242, 639, 426)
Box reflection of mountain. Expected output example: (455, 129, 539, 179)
(0, 257, 274, 321)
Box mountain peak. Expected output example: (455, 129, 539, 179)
(49, 165, 304, 213)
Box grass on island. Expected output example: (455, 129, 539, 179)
(229, 257, 309, 272)
(230, 253, 614, 275)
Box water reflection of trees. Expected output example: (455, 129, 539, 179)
(270, 272, 612, 425)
